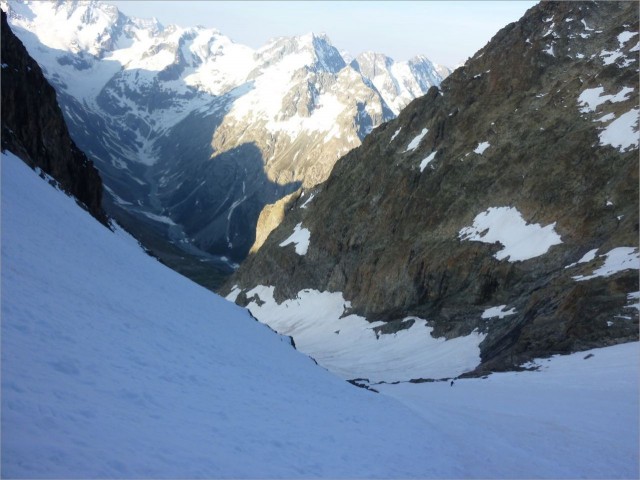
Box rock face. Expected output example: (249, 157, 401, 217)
(226, 1, 639, 379)
(1, 9, 106, 224)
(3, 0, 447, 271)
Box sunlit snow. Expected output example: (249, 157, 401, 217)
(459, 206, 563, 262)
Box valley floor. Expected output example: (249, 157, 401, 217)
(2, 150, 638, 478)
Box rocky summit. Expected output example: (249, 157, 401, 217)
(3, 0, 448, 287)
(225, 1, 639, 381)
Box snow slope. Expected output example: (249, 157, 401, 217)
(2, 150, 638, 478)
(0, 150, 458, 478)
(377, 342, 639, 479)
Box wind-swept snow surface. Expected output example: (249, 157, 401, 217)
(0, 151, 459, 478)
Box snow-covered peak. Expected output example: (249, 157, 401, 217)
(351, 51, 445, 114)
(2, 0, 156, 57)
(254, 31, 346, 75)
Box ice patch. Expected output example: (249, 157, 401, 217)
(419, 152, 437, 172)
(598, 108, 639, 152)
(573, 247, 640, 281)
(482, 305, 517, 319)
(279, 223, 310, 255)
(459, 206, 563, 262)
(404, 128, 428, 152)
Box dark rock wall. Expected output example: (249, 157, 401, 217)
(1, 10, 106, 224)
(227, 1, 639, 372)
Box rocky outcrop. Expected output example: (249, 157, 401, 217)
(250, 189, 302, 254)
(1, 10, 106, 224)
(226, 1, 639, 376)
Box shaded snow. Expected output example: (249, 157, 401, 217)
(389, 127, 401, 143)
(459, 206, 563, 262)
(279, 222, 311, 255)
(376, 342, 639, 479)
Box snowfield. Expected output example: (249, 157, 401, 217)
(2, 150, 638, 478)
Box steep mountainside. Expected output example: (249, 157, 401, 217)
(3, 0, 448, 275)
(1, 9, 105, 223)
(226, 1, 639, 379)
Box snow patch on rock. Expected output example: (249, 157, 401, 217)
(279, 222, 311, 255)
(573, 247, 640, 281)
(459, 207, 563, 262)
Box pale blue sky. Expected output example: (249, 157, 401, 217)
(107, 1, 538, 67)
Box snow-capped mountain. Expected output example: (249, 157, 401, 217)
(2, 0, 448, 278)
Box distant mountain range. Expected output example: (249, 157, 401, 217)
(3, 0, 450, 286)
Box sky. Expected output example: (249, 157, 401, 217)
(107, 1, 538, 67)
